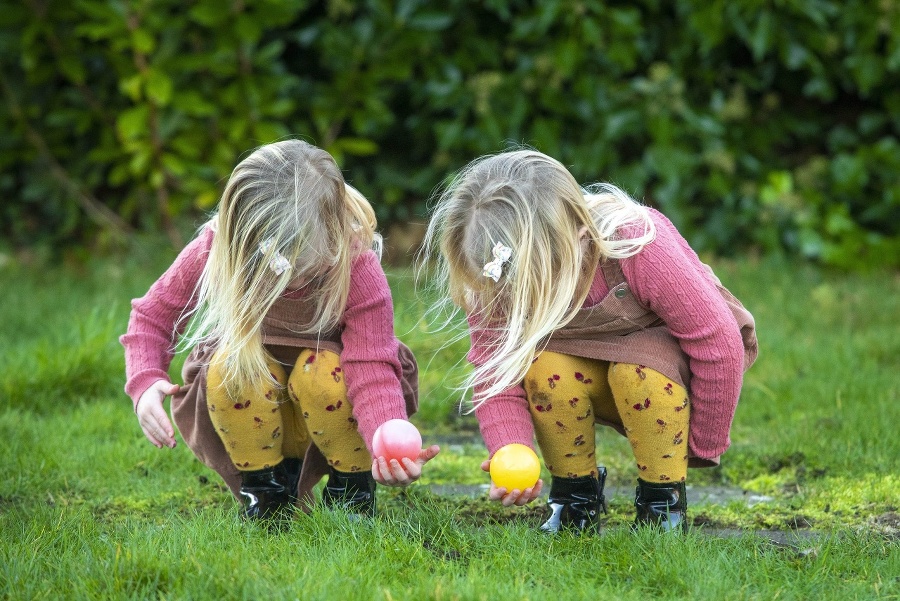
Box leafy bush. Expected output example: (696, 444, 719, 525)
(1, 0, 897, 268)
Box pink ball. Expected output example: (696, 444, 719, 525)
(372, 419, 422, 462)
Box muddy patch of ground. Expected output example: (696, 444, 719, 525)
(422, 483, 899, 546)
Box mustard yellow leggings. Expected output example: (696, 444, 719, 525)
(206, 349, 371, 473)
(525, 351, 690, 483)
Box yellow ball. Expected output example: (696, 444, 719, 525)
(489, 443, 540, 491)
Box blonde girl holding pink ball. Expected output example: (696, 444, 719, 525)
(121, 140, 438, 521)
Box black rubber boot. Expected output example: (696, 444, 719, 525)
(539, 466, 609, 534)
(281, 457, 303, 503)
(634, 479, 687, 532)
(322, 468, 376, 518)
(239, 463, 291, 521)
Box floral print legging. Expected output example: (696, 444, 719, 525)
(206, 349, 371, 474)
(525, 351, 690, 483)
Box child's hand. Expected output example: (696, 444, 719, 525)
(135, 380, 180, 449)
(480, 459, 544, 506)
(371, 445, 441, 487)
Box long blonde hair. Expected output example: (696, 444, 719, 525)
(421, 149, 655, 407)
(181, 139, 380, 395)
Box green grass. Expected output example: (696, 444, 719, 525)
(1, 241, 898, 600)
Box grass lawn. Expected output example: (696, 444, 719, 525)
(1, 237, 898, 600)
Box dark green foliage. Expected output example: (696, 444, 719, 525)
(1, 0, 897, 267)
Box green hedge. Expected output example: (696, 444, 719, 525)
(1, 0, 898, 268)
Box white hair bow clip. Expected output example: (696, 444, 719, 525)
(482, 242, 512, 282)
(259, 238, 291, 276)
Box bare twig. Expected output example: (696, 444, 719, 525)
(0, 72, 133, 239)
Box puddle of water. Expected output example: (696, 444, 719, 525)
(704, 528, 822, 545)
(427, 483, 762, 506)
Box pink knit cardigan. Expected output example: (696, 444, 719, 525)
(469, 209, 749, 464)
(120, 227, 408, 450)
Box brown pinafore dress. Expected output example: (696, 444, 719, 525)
(543, 259, 757, 467)
(170, 290, 419, 505)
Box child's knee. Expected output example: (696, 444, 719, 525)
(287, 349, 344, 404)
(287, 349, 351, 424)
(206, 349, 227, 392)
(268, 359, 287, 386)
(523, 351, 568, 394)
(207, 349, 288, 397)
(609, 362, 674, 390)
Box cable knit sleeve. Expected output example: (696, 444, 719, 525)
(340, 250, 408, 452)
(620, 210, 745, 460)
(466, 315, 536, 457)
(119, 228, 212, 410)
